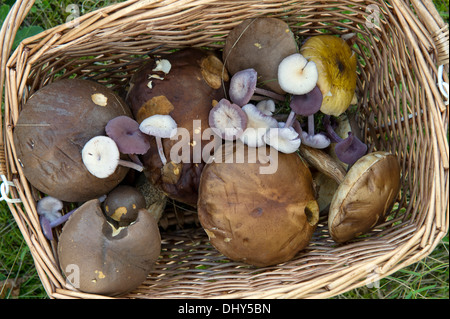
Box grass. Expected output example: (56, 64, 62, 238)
(0, 0, 449, 299)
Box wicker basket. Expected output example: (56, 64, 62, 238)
(0, 0, 448, 299)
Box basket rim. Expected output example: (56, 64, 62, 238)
(1, 0, 449, 299)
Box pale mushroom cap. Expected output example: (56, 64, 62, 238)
(139, 114, 177, 138)
(328, 151, 401, 243)
(209, 99, 248, 140)
(82, 136, 120, 179)
(256, 99, 276, 116)
(300, 131, 331, 149)
(278, 53, 319, 95)
(37, 196, 63, 223)
(264, 127, 301, 153)
(239, 103, 278, 147)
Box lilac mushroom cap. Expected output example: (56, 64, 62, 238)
(105, 116, 150, 155)
(229, 68, 285, 106)
(209, 98, 248, 140)
(324, 115, 367, 166)
(37, 196, 77, 240)
(229, 68, 258, 106)
(290, 86, 323, 117)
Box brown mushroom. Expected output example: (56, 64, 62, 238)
(13, 79, 132, 202)
(126, 48, 229, 207)
(102, 185, 147, 227)
(223, 17, 298, 94)
(327, 151, 401, 243)
(58, 199, 161, 296)
(197, 143, 319, 267)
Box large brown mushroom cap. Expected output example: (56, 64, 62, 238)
(197, 143, 319, 267)
(223, 17, 298, 94)
(328, 151, 401, 243)
(58, 199, 161, 296)
(13, 79, 132, 202)
(126, 48, 229, 207)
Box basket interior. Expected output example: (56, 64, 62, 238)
(5, 0, 448, 298)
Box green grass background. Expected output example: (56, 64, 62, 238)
(0, 0, 448, 299)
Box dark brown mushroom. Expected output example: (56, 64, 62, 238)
(13, 79, 133, 202)
(58, 199, 161, 296)
(197, 143, 319, 267)
(102, 185, 147, 227)
(126, 48, 229, 207)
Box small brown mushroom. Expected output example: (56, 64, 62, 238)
(13, 79, 132, 202)
(58, 199, 161, 296)
(197, 143, 319, 267)
(102, 185, 147, 227)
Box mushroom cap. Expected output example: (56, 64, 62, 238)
(328, 151, 401, 243)
(239, 103, 278, 147)
(36, 196, 63, 223)
(126, 48, 228, 207)
(13, 79, 131, 202)
(139, 114, 177, 138)
(198, 144, 319, 267)
(103, 185, 147, 227)
(300, 35, 357, 117)
(300, 131, 331, 149)
(105, 116, 150, 155)
(209, 98, 248, 140)
(256, 99, 276, 116)
(223, 17, 298, 94)
(263, 126, 301, 153)
(334, 132, 367, 166)
(228, 68, 257, 106)
(82, 136, 121, 179)
(58, 199, 161, 296)
(290, 86, 323, 116)
(278, 53, 319, 95)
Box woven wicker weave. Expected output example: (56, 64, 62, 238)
(1, 0, 448, 299)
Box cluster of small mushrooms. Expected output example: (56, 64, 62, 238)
(12, 17, 401, 296)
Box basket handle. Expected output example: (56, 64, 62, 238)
(0, 0, 35, 177)
(410, 0, 449, 66)
(1, 0, 35, 203)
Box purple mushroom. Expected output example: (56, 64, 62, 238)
(229, 68, 285, 106)
(105, 115, 150, 166)
(209, 98, 248, 141)
(285, 86, 330, 149)
(37, 196, 75, 240)
(323, 115, 367, 166)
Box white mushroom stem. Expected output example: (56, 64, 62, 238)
(118, 159, 144, 172)
(155, 137, 167, 165)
